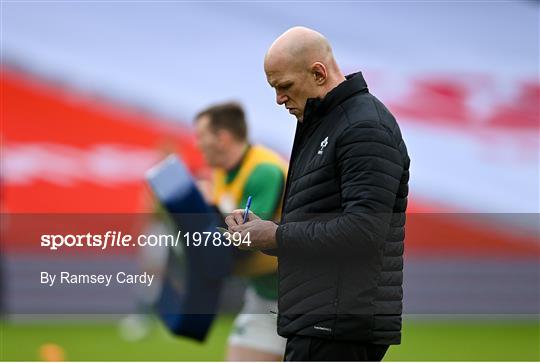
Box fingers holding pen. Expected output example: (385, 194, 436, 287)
(229, 220, 253, 233)
(225, 209, 261, 230)
(225, 211, 241, 228)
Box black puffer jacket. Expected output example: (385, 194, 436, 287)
(273, 72, 409, 345)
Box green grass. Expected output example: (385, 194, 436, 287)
(1, 316, 539, 361)
(387, 319, 539, 361)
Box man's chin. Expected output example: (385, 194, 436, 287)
(205, 159, 219, 168)
(290, 112, 302, 122)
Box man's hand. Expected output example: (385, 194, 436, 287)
(225, 209, 278, 251)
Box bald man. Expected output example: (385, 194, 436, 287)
(226, 27, 410, 361)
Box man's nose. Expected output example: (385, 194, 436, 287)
(276, 92, 287, 105)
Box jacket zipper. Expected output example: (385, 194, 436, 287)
(280, 122, 305, 221)
(332, 268, 342, 338)
(280, 114, 323, 220)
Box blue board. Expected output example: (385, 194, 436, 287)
(146, 155, 233, 341)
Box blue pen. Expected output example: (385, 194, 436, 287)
(243, 196, 252, 224)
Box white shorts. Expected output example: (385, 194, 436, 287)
(228, 287, 286, 355)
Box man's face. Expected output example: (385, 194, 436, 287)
(265, 63, 318, 122)
(194, 115, 224, 167)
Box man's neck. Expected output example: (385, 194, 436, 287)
(222, 142, 249, 171)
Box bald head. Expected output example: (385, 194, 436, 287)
(265, 27, 335, 71)
(264, 27, 345, 121)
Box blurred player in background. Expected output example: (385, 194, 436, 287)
(194, 102, 287, 361)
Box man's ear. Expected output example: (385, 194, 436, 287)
(311, 62, 328, 85)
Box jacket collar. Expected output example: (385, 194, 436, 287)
(303, 72, 368, 122)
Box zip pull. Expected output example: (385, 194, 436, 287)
(269, 310, 278, 315)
